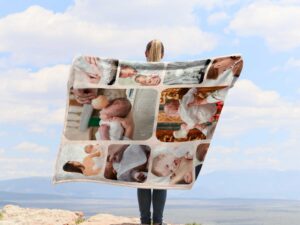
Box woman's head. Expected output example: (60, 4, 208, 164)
(63, 161, 85, 174)
(145, 39, 164, 62)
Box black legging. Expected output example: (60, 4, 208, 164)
(137, 188, 167, 224)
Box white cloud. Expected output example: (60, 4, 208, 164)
(0, 64, 69, 94)
(0, 156, 53, 179)
(215, 79, 300, 138)
(200, 78, 300, 172)
(207, 12, 229, 24)
(228, 1, 300, 51)
(197, 0, 240, 10)
(67, 0, 198, 27)
(14, 142, 49, 153)
(270, 57, 300, 72)
(0, 64, 68, 126)
(212, 145, 239, 154)
(0, 3, 217, 67)
(285, 57, 300, 69)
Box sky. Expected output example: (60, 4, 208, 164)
(0, 0, 300, 180)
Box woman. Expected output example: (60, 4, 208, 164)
(137, 39, 167, 225)
(63, 144, 102, 176)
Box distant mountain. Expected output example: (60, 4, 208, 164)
(0, 170, 299, 200)
(176, 170, 300, 200)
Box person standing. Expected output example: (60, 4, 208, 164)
(137, 39, 167, 225)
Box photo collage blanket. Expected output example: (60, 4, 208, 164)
(53, 54, 243, 190)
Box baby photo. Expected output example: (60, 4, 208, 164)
(203, 55, 243, 87)
(72, 56, 118, 88)
(65, 88, 158, 141)
(118, 61, 165, 86)
(54, 144, 105, 181)
(104, 144, 151, 183)
(156, 87, 225, 142)
(150, 144, 195, 185)
(195, 143, 210, 179)
(163, 59, 210, 85)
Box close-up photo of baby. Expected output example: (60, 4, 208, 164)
(150, 145, 194, 185)
(163, 87, 218, 139)
(91, 95, 132, 140)
(104, 144, 150, 182)
(118, 65, 161, 86)
(62, 144, 103, 176)
(73, 56, 118, 86)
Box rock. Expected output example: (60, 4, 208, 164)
(80, 213, 140, 225)
(0, 205, 178, 225)
(0, 205, 84, 225)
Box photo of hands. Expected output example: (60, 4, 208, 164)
(118, 61, 165, 86)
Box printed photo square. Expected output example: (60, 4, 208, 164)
(163, 59, 210, 85)
(204, 56, 243, 86)
(148, 144, 195, 185)
(156, 87, 226, 142)
(118, 61, 165, 86)
(72, 56, 119, 88)
(194, 143, 210, 179)
(104, 144, 151, 183)
(55, 143, 105, 181)
(65, 88, 158, 141)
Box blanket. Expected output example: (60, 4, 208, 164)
(52, 54, 243, 189)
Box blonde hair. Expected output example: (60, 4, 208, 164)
(145, 39, 164, 62)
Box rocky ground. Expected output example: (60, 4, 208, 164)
(0, 205, 178, 225)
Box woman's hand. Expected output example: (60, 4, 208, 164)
(112, 111, 135, 139)
(107, 145, 128, 163)
(72, 88, 97, 104)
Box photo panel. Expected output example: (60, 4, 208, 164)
(104, 144, 151, 183)
(65, 88, 158, 141)
(118, 61, 165, 86)
(72, 56, 118, 88)
(195, 143, 210, 179)
(156, 87, 226, 142)
(203, 56, 243, 87)
(148, 143, 195, 185)
(163, 59, 210, 85)
(55, 143, 105, 181)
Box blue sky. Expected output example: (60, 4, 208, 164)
(0, 0, 300, 179)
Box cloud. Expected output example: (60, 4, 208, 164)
(228, 1, 300, 51)
(207, 12, 229, 24)
(0, 156, 53, 179)
(13, 142, 49, 153)
(196, 0, 240, 10)
(0, 3, 217, 67)
(218, 79, 300, 136)
(212, 145, 239, 154)
(0, 64, 69, 94)
(200, 78, 300, 172)
(0, 64, 68, 126)
(204, 133, 300, 173)
(285, 57, 300, 69)
(14, 141, 49, 153)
